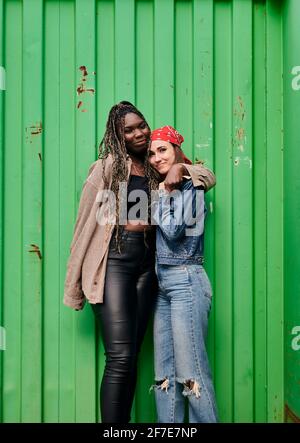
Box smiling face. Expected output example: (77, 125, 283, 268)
(148, 140, 177, 176)
(123, 112, 150, 157)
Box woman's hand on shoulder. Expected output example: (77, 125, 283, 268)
(164, 164, 187, 192)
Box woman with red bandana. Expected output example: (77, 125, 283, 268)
(149, 126, 218, 423)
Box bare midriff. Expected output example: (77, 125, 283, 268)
(124, 223, 153, 232)
(124, 164, 154, 232)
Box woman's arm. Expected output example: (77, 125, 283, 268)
(164, 163, 216, 193)
(180, 163, 216, 192)
(69, 175, 99, 252)
(153, 180, 205, 241)
(63, 159, 105, 310)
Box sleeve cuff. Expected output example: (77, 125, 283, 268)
(180, 163, 216, 192)
(63, 284, 85, 311)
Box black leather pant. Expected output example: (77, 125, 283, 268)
(91, 229, 157, 423)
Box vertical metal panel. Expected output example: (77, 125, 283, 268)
(232, 0, 253, 422)
(74, 0, 97, 423)
(193, 0, 215, 383)
(154, 0, 175, 125)
(0, 0, 4, 424)
(115, 0, 135, 102)
(22, 0, 44, 422)
(265, 0, 284, 423)
(95, 0, 115, 424)
(283, 0, 300, 424)
(214, 0, 234, 421)
(0, 0, 286, 423)
(2, 0, 23, 423)
(43, 0, 60, 422)
(58, 1, 77, 423)
(253, 0, 268, 422)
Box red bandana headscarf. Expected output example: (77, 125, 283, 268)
(150, 125, 192, 164)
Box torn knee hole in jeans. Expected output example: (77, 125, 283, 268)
(149, 377, 169, 393)
(182, 379, 201, 398)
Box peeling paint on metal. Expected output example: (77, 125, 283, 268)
(236, 128, 245, 140)
(79, 65, 88, 77)
(27, 122, 43, 136)
(76, 66, 95, 111)
(234, 156, 240, 166)
(234, 156, 252, 168)
(25, 122, 43, 144)
(0, 326, 6, 351)
(30, 122, 43, 135)
(285, 404, 300, 423)
(0, 66, 5, 90)
(233, 97, 247, 153)
(195, 143, 209, 149)
(234, 95, 246, 121)
(244, 156, 252, 169)
(76, 84, 95, 95)
(29, 244, 42, 260)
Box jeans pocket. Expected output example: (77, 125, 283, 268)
(171, 264, 187, 271)
(193, 266, 213, 300)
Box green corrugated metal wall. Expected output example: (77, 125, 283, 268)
(0, 0, 286, 423)
(283, 0, 300, 424)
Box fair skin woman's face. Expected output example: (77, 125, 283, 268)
(123, 112, 150, 158)
(148, 140, 177, 177)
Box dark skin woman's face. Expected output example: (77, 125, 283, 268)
(123, 112, 150, 157)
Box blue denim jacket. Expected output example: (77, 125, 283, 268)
(153, 179, 206, 265)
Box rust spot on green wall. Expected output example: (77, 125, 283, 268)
(233, 96, 246, 152)
(76, 66, 95, 110)
(30, 122, 43, 135)
(285, 404, 300, 423)
(25, 122, 43, 144)
(29, 244, 42, 260)
(79, 65, 88, 77)
(236, 127, 245, 140)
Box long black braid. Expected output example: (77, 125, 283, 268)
(98, 101, 159, 251)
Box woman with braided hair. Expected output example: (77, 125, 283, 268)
(64, 101, 216, 423)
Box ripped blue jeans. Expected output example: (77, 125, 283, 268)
(152, 264, 218, 423)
